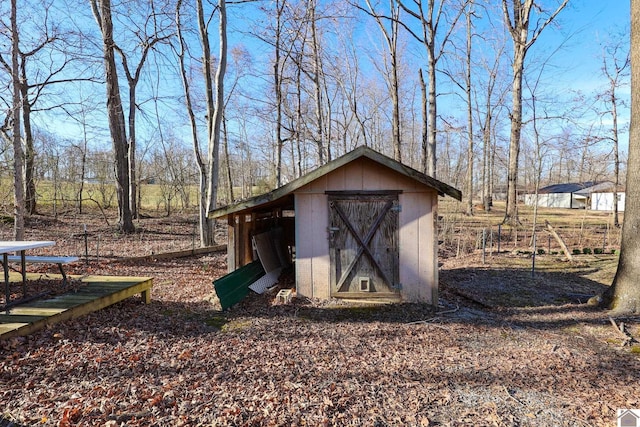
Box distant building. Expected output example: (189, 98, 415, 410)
(591, 190, 625, 212)
(524, 181, 615, 209)
(491, 184, 526, 202)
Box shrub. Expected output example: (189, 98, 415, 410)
(582, 248, 592, 255)
(594, 248, 604, 255)
(537, 249, 545, 255)
(572, 249, 581, 255)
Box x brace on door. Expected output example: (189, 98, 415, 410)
(331, 199, 395, 292)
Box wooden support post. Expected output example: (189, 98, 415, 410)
(141, 287, 151, 304)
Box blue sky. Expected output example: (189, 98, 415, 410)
(555, 0, 630, 90)
(31, 0, 631, 159)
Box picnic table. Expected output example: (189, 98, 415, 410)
(1, 241, 55, 311)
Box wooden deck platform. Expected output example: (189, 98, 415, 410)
(0, 274, 153, 340)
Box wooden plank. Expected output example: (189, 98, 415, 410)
(362, 158, 390, 190)
(294, 194, 314, 298)
(0, 276, 153, 340)
(33, 296, 97, 304)
(7, 306, 66, 315)
(310, 193, 330, 299)
(0, 314, 48, 323)
(331, 292, 401, 301)
(0, 323, 29, 335)
(326, 165, 346, 191)
(227, 215, 236, 273)
(423, 192, 438, 305)
(398, 192, 420, 302)
(343, 160, 363, 190)
(325, 190, 403, 197)
(117, 245, 225, 263)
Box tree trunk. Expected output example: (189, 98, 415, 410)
(129, 87, 138, 219)
(482, 107, 492, 211)
(464, 5, 474, 216)
(91, 0, 134, 233)
(419, 68, 428, 174)
(22, 96, 37, 216)
(309, 0, 326, 165)
(596, 0, 640, 313)
(426, 40, 437, 178)
(391, 39, 401, 163)
(274, 0, 285, 187)
(222, 115, 234, 203)
(611, 78, 622, 228)
(504, 45, 525, 225)
(501, 0, 569, 226)
(203, 0, 227, 246)
(364, 0, 402, 161)
(389, 2, 401, 162)
(20, 66, 37, 216)
(295, 53, 303, 178)
(10, 0, 25, 240)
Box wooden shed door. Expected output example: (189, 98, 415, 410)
(328, 191, 400, 297)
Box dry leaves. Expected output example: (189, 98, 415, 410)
(1, 212, 640, 426)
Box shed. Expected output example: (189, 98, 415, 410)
(523, 181, 615, 209)
(209, 146, 461, 305)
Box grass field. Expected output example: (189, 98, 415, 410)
(438, 199, 623, 258)
(0, 180, 201, 215)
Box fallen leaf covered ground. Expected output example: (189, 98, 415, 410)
(1, 212, 639, 426)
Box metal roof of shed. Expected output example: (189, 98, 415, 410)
(538, 181, 614, 195)
(209, 146, 462, 219)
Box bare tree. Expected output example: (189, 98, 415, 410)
(463, 2, 474, 215)
(501, 0, 569, 226)
(9, 0, 24, 239)
(307, 0, 328, 164)
(331, 25, 372, 152)
(397, 0, 468, 177)
(592, 0, 640, 313)
(271, 0, 294, 186)
(175, 0, 227, 246)
(112, 3, 173, 220)
(360, 0, 403, 161)
(599, 34, 630, 228)
(0, 0, 96, 217)
(90, 0, 134, 232)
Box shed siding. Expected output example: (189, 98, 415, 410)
(344, 160, 364, 189)
(398, 193, 420, 301)
(295, 193, 329, 299)
(295, 157, 438, 303)
(399, 191, 436, 303)
(326, 165, 347, 190)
